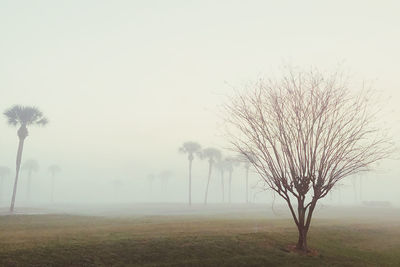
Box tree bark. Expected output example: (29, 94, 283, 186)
(294, 198, 317, 252)
(296, 226, 308, 251)
(295, 202, 309, 251)
(10, 137, 25, 212)
(204, 161, 212, 205)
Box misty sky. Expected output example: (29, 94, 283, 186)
(0, 0, 399, 204)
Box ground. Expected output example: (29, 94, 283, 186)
(0, 204, 400, 266)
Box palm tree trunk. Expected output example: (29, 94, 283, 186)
(245, 167, 249, 204)
(204, 161, 212, 205)
(188, 159, 192, 206)
(10, 138, 25, 212)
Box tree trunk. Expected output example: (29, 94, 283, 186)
(293, 199, 317, 252)
(204, 161, 212, 205)
(10, 137, 25, 212)
(295, 203, 309, 251)
(188, 159, 192, 206)
(296, 226, 308, 251)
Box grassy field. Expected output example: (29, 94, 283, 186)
(1, 213, 400, 266)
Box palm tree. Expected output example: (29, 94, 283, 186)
(4, 105, 48, 212)
(0, 166, 11, 201)
(224, 156, 240, 203)
(179, 141, 202, 206)
(237, 153, 252, 204)
(201, 147, 221, 204)
(48, 164, 61, 203)
(214, 158, 226, 203)
(21, 159, 39, 201)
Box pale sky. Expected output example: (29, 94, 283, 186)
(0, 0, 399, 204)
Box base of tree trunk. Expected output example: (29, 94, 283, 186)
(283, 244, 319, 256)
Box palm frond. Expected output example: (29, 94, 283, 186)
(201, 147, 222, 161)
(3, 105, 21, 126)
(179, 141, 201, 154)
(22, 159, 40, 172)
(3, 105, 48, 126)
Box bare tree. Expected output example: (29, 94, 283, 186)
(201, 147, 222, 204)
(4, 105, 48, 212)
(179, 141, 202, 206)
(224, 68, 392, 252)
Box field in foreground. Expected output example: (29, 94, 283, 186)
(1, 213, 400, 266)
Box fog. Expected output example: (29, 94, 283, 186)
(1, 0, 400, 213)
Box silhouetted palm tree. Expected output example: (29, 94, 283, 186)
(48, 164, 61, 203)
(22, 159, 39, 201)
(201, 148, 221, 204)
(237, 153, 252, 204)
(4, 105, 48, 212)
(0, 166, 11, 201)
(214, 158, 227, 203)
(224, 156, 240, 203)
(179, 141, 202, 206)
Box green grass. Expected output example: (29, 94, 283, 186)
(1, 214, 400, 266)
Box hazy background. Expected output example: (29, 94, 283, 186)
(0, 0, 399, 206)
